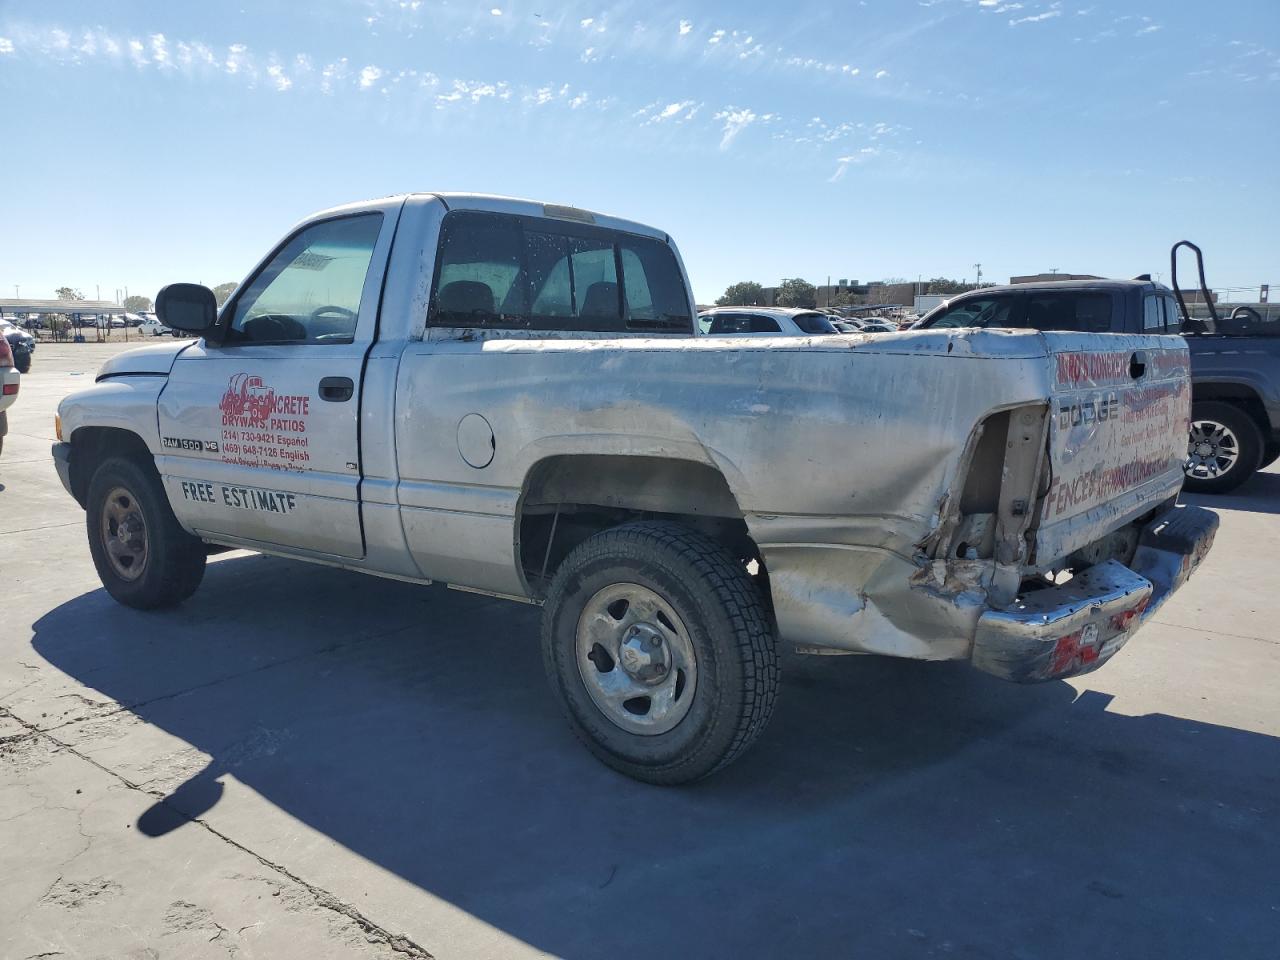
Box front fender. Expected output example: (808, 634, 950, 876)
(59, 377, 167, 454)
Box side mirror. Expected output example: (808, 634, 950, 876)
(156, 283, 218, 334)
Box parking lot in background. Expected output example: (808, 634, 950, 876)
(2, 341, 1279, 959)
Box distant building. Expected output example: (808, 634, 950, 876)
(1009, 273, 1102, 284)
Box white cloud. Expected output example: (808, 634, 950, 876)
(128, 38, 148, 68)
(678, 20, 692, 35)
(645, 99, 699, 124)
(828, 147, 881, 182)
(267, 63, 292, 91)
(149, 33, 171, 69)
(358, 64, 383, 89)
(580, 17, 594, 28)
(708, 29, 725, 44)
(224, 42, 249, 76)
(1010, 9, 1062, 25)
(874, 69, 889, 79)
(0, 37, 13, 54)
(712, 107, 772, 149)
(490, 7, 502, 15)
(1135, 24, 1161, 35)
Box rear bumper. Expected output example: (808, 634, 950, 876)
(972, 503, 1218, 682)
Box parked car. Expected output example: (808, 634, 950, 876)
(52, 192, 1216, 783)
(915, 264, 1280, 494)
(138, 319, 171, 337)
(698, 306, 839, 336)
(0, 333, 19, 456)
(1, 320, 34, 373)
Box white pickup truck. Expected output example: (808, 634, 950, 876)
(53, 193, 1217, 783)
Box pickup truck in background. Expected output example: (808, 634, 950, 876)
(51, 193, 1217, 783)
(916, 270, 1280, 493)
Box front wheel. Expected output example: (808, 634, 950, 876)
(1183, 401, 1263, 494)
(541, 521, 778, 785)
(86, 457, 207, 609)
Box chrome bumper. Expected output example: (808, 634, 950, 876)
(972, 504, 1218, 683)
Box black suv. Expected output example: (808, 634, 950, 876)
(917, 279, 1280, 494)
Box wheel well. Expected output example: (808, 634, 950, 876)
(1194, 384, 1271, 435)
(68, 426, 153, 507)
(516, 455, 763, 598)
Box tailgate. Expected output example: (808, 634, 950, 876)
(1035, 333, 1190, 565)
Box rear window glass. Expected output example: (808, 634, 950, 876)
(430, 211, 691, 333)
(793, 312, 838, 334)
(433, 214, 528, 324)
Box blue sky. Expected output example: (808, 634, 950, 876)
(1, 0, 1276, 305)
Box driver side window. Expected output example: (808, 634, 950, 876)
(227, 213, 383, 345)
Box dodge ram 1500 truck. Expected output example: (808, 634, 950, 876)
(52, 193, 1218, 783)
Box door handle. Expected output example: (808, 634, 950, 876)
(318, 376, 354, 402)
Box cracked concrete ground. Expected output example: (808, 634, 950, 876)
(3, 341, 1279, 959)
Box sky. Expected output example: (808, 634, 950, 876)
(1, 0, 1277, 305)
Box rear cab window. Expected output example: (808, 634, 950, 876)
(429, 211, 692, 334)
(1023, 293, 1112, 332)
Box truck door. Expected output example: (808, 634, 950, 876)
(156, 203, 401, 558)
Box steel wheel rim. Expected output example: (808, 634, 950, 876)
(1185, 420, 1241, 480)
(575, 582, 698, 736)
(100, 485, 149, 581)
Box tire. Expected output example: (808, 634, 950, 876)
(86, 456, 206, 609)
(14, 351, 31, 374)
(1183, 401, 1263, 494)
(541, 521, 778, 785)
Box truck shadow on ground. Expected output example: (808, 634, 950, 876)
(30, 553, 1280, 959)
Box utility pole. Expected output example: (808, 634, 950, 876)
(973, 263, 983, 288)
(96, 284, 100, 301)
(1050, 267, 1059, 276)
(13, 284, 18, 298)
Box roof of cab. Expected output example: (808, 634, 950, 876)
(302, 193, 672, 243)
(965, 278, 1170, 295)
(425, 192, 669, 242)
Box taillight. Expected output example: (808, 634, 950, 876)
(2, 382, 17, 396)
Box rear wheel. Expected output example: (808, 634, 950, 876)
(1183, 401, 1263, 494)
(542, 521, 778, 784)
(86, 457, 206, 608)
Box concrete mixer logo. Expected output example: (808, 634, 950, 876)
(220, 373, 275, 423)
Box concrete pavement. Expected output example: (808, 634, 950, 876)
(2, 341, 1278, 959)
